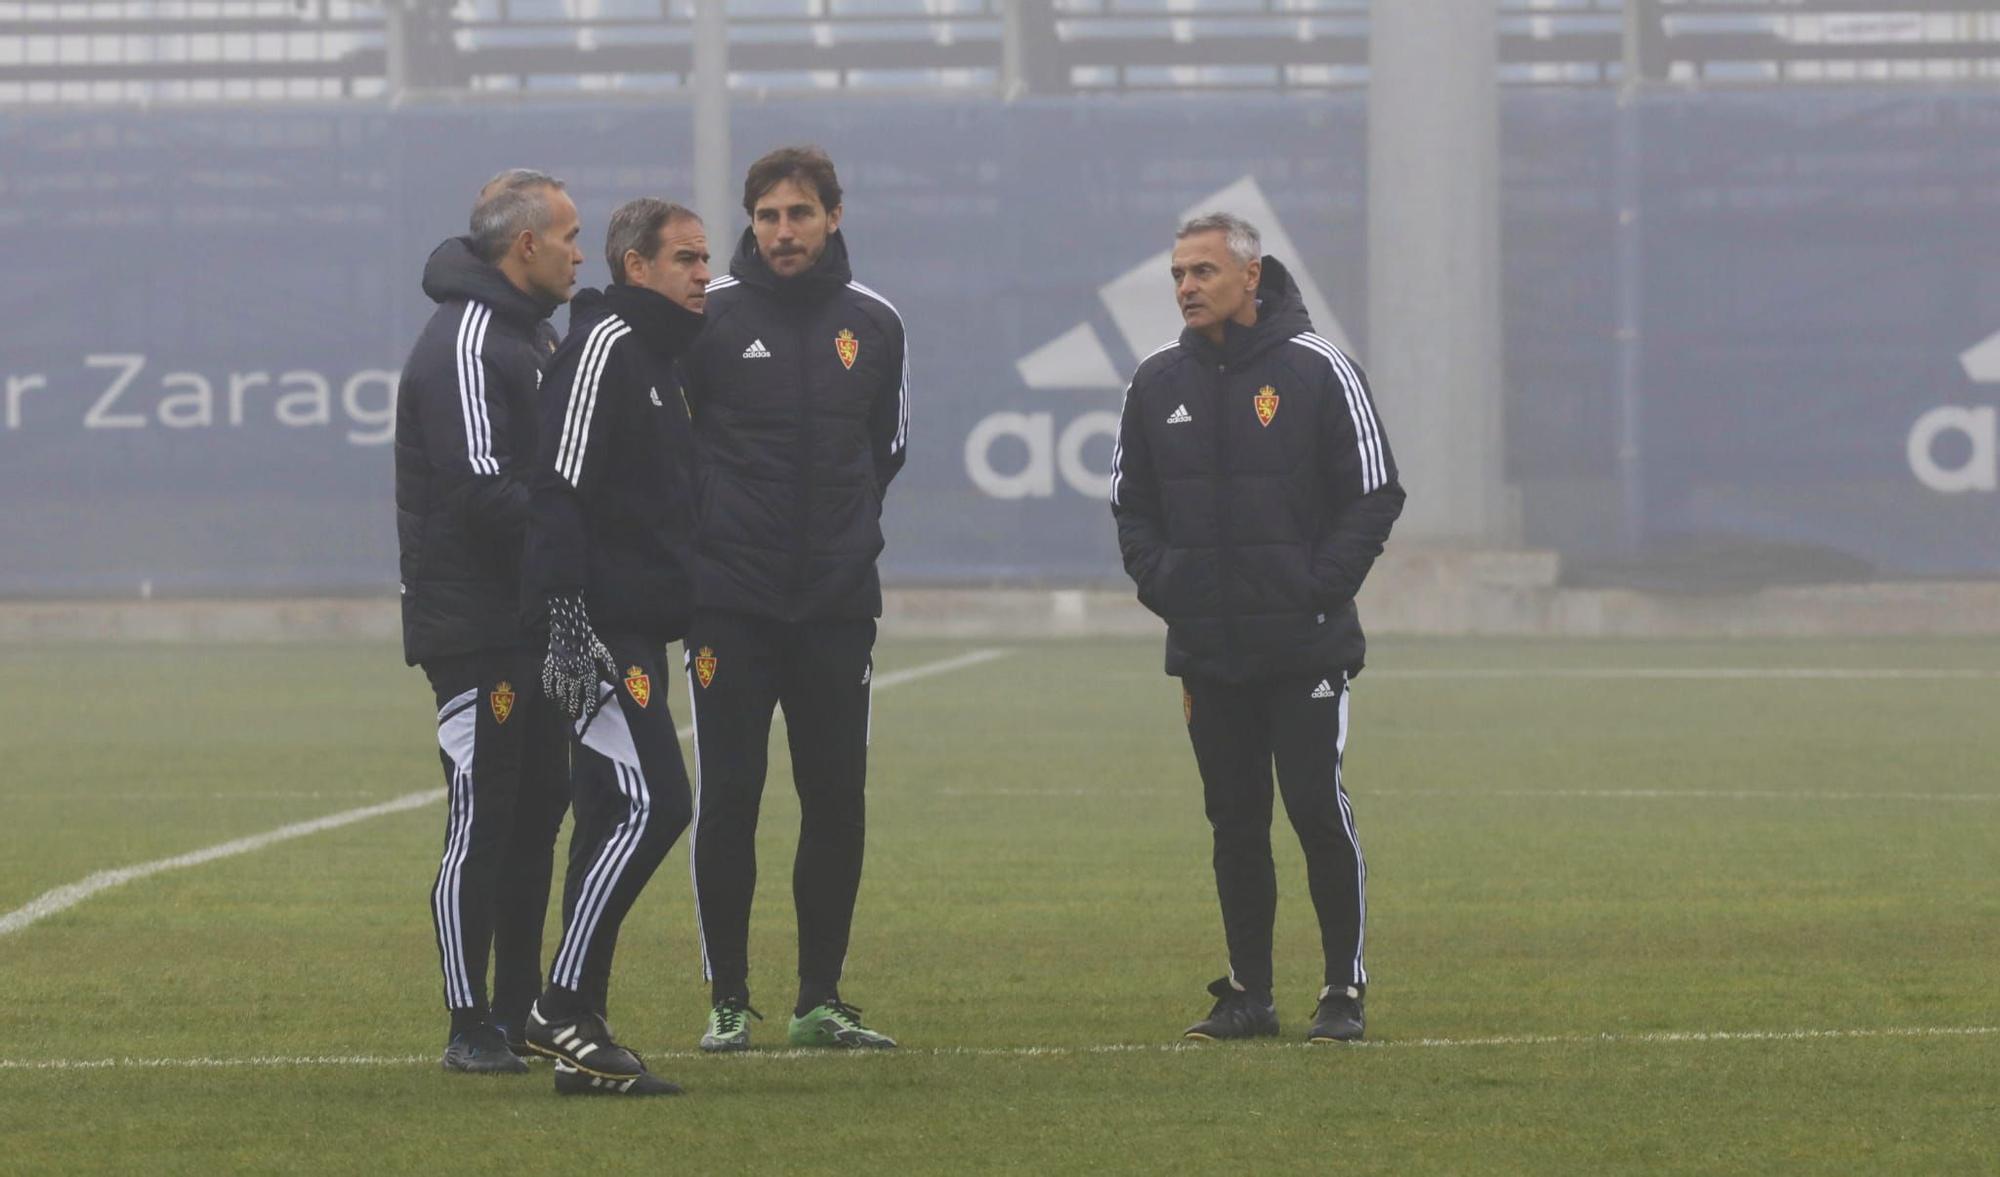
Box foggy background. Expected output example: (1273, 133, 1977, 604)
(2, 1, 1996, 631)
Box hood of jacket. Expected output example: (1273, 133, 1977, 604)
(420, 236, 563, 325)
(1179, 254, 1313, 367)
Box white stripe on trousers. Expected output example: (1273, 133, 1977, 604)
(1333, 678, 1367, 986)
(551, 688, 651, 990)
(432, 692, 480, 1009)
(684, 660, 713, 982)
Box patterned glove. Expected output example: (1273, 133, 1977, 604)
(543, 593, 616, 723)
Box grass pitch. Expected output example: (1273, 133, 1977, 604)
(0, 635, 1995, 1174)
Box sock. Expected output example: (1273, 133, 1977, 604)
(537, 983, 585, 1021)
(448, 1006, 488, 1037)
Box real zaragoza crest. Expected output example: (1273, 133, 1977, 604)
(695, 647, 718, 689)
(1254, 385, 1280, 428)
(491, 681, 515, 725)
(624, 666, 651, 708)
(835, 328, 860, 370)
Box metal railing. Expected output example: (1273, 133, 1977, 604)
(2, 1, 1995, 106)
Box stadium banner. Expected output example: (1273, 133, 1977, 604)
(1, 91, 1996, 595)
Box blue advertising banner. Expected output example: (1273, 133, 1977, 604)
(1, 90, 1995, 595)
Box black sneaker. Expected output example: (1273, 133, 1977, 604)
(553, 1059, 683, 1097)
(493, 1019, 533, 1060)
(1308, 984, 1366, 1043)
(1183, 977, 1280, 1041)
(524, 1001, 651, 1082)
(441, 1021, 530, 1075)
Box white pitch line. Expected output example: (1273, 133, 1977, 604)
(937, 787, 2000, 804)
(0, 649, 1013, 939)
(3, 1025, 1991, 1071)
(0, 792, 442, 938)
(1374, 668, 2000, 681)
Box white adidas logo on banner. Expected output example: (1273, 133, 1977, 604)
(741, 339, 772, 359)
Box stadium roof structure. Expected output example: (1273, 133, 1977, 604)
(3, 0, 1997, 106)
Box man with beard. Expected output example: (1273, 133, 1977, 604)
(678, 146, 910, 1052)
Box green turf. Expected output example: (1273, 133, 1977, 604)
(1, 636, 1995, 1173)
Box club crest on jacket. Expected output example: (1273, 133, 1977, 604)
(1254, 385, 1280, 428)
(695, 646, 718, 689)
(625, 666, 651, 708)
(491, 681, 516, 725)
(835, 328, 860, 370)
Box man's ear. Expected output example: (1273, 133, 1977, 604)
(827, 204, 844, 234)
(1244, 256, 1262, 293)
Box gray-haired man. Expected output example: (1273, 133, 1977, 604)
(394, 169, 584, 1073)
(1110, 212, 1404, 1043)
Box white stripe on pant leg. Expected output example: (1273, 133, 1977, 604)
(437, 767, 477, 1009)
(1335, 680, 1367, 986)
(434, 696, 479, 1009)
(555, 762, 650, 990)
(685, 661, 713, 983)
(553, 699, 653, 990)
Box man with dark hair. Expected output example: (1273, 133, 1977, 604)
(1110, 211, 1404, 1044)
(518, 198, 710, 1097)
(678, 144, 909, 1052)
(394, 168, 583, 1074)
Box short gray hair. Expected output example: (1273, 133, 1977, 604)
(1176, 212, 1261, 266)
(604, 198, 701, 284)
(469, 168, 566, 264)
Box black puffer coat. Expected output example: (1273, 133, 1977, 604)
(395, 237, 560, 666)
(678, 229, 910, 622)
(1110, 256, 1405, 682)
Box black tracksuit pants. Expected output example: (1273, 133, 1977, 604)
(685, 610, 875, 1003)
(1183, 671, 1369, 997)
(423, 650, 570, 1030)
(544, 636, 693, 1015)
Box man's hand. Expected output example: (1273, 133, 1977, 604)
(543, 593, 616, 723)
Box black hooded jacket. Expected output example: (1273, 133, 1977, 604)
(395, 237, 562, 666)
(521, 284, 706, 644)
(678, 228, 910, 622)
(1110, 256, 1405, 682)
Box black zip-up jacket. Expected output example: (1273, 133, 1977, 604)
(679, 228, 910, 622)
(1110, 256, 1405, 682)
(520, 284, 706, 644)
(395, 237, 561, 666)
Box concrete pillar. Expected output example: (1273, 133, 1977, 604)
(1367, 0, 1511, 543)
(693, 0, 731, 233)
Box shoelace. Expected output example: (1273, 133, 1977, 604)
(823, 999, 868, 1029)
(714, 1001, 764, 1034)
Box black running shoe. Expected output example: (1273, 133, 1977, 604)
(442, 1021, 530, 1075)
(524, 1002, 650, 1081)
(1308, 984, 1366, 1043)
(553, 1059, 682, 1097)
(1183, 977, 1279, 1041)
(493, 1019, 533, 1060)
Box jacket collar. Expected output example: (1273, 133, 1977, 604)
(726, 226, 854, 305)
(572, 284, 705, 360)
(1178, 255, 1313, 367)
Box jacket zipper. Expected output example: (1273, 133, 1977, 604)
(790, 311, 814, 621)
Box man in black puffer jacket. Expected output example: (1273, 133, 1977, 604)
(1111, 212, 1404, 1046)
(677, 146, 908, 1053)
(517, 198, 708, 1098)
(394, 169, 583, 1075)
